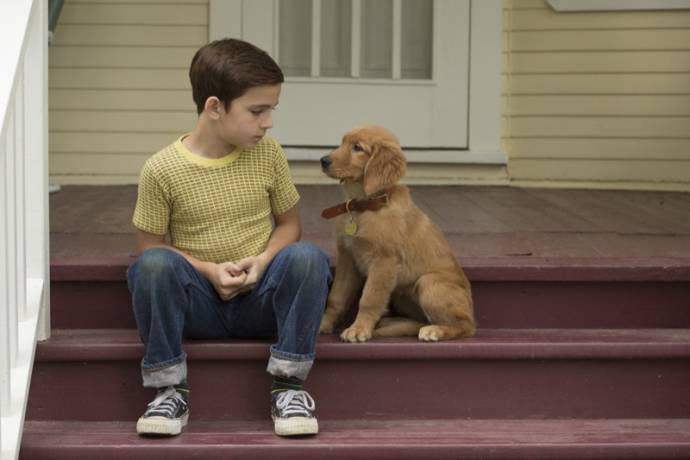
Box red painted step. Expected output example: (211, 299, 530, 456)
(26, 329, 690, 421)
(50, 263, 690, 330)
(20, 418, 690, 459)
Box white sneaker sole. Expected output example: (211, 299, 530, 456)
(137, 413, 189, 436)
(273, 416, 319, 436)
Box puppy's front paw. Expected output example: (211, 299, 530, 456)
(340, 325, 373, 342)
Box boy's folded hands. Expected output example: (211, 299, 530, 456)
(209, 254, 271, 301)
(209, 261, 247, 301)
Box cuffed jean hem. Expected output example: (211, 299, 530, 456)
(266, 347, 314, 380)
(142, 359, 187, 388)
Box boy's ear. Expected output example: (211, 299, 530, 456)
(204, 96, 223, 119)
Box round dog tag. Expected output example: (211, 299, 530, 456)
(344, 221, 358, 235)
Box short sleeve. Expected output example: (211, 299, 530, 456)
(268, 139, 300, 215)
(132, 160, 170, 235)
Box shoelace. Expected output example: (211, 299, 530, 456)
(145, 386, 186, 417)
(275, 390, 315, 417)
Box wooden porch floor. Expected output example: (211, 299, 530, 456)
(50, 185, 690, 277)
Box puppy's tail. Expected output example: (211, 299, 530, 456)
(373, 316, 425, 338)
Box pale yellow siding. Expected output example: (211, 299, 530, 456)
(503, 0, 690, 191)
(49, 0, 206, 184)
(50, 0, 690, 190)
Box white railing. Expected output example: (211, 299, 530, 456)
(0, 0, 50, 459)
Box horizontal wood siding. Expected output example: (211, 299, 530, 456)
(50, 0, 689, 190)
(49, 0, 206, 184)
(503, 0, 690, 190)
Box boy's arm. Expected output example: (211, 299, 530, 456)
(236, 205, 301, 289)
(264, 204, 302, 262)
(135, 229, 247, 301)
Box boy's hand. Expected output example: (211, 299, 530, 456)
(208, 262, 248, 301)
(235, 253, 271, 293)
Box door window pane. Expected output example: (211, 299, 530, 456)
(321, 0, 352, 77)
(279, 0, 312, 77)
(402, 0, 432, 79)
(361, 0, 392, 78)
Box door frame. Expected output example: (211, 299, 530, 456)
(209, 0, 504, 165)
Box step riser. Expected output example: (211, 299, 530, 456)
(27, 358, 690, 421)
(51, 280, 690, 329)
(19, 445, 690, 460)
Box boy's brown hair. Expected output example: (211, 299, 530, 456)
(189, 38, 284, 115)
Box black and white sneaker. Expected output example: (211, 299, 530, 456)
(271, 389, 319, 436)
(136, 386, 189, 436)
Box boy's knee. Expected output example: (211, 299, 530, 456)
(129, 247, 180, 283)
(283, 241, 329, 271)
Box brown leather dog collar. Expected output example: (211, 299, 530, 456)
(321, 192, 390, 219)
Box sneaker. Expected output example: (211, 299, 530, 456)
(271, 389, 319, 436)
(136, 386, 189, 436)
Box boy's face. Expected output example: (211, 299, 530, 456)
(216, 84, 281, 149)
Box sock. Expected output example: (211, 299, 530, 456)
(271, 376, 303, 394)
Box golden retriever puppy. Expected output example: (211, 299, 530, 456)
(318, 125, 476, 342)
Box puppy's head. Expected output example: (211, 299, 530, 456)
(320, 125, 406, 196)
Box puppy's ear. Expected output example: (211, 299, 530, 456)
(363, 140, 406, 196)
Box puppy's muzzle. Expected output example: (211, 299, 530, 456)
(320, 155, 332, 170)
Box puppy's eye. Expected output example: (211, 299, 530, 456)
(352, 143, 364, 152)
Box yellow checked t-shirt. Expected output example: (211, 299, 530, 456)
(132, 135, 300, 263)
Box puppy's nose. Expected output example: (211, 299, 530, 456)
(320, 155, 332, 169)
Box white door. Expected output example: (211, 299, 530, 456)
(214, 0, 470, 148)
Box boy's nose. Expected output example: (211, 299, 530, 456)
(320, 156, 332, 169)
(261, 113, 273, 129)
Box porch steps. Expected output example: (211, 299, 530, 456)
(20, 184, 690, 458)
(21, 419, 690, 460)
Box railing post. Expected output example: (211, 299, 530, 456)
(24, 0, 50, 340)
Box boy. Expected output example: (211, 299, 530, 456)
(126, 38, 331, 437)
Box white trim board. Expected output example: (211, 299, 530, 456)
(547, 0, 690, 11)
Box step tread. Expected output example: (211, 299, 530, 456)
(36, 328, 690, 362)
(21, 419, 690, 459)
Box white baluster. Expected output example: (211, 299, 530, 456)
(5, 105, 18, 371)
(15, 70, 27, 324)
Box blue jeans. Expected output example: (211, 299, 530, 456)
(126, 241, 331, 388)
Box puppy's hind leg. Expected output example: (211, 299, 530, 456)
(415, 275, 476, 342)
(373, 317, 425, 338)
